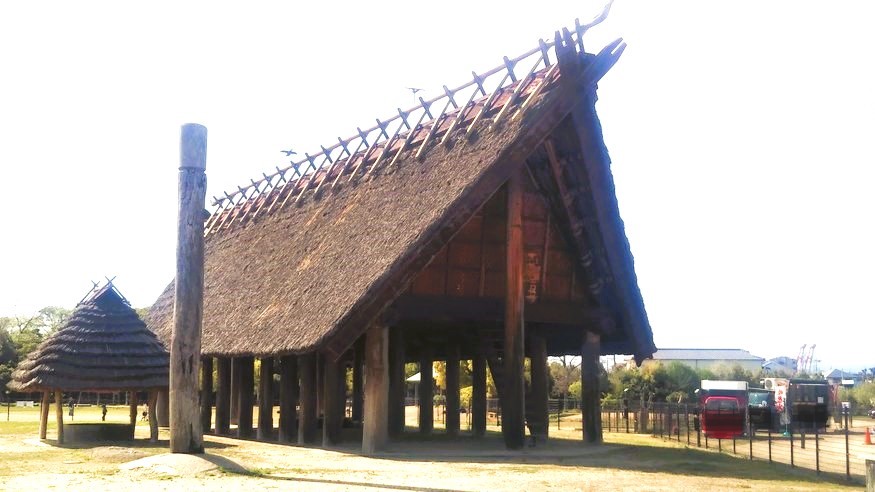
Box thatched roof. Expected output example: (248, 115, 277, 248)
(147, 31, 655, 362)
(9, 283, 169, 392)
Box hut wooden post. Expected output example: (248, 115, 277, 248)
(582, 331, 602, 444)
(39, 391, 50, 440)
(55, 390, 64, 444)
(445, 344, 460, 436)
(503, 168, 526, 450)
(362, 321, 389, 454)
(230, 357, 240, 425)
(200, 356, 213, 434)
(157, 388, 170, 427)
(129, 391, 138, 426)
(237, 356, 254, 439)
(257, 357, 274, 440)
(530, 334, 549, 440)
(215, 357, 231, 434)
(352, 338, 364, 424)
(472, 353, 487, 437)
(388, 326, 406, 437)
(316, 353, 324, 416)
(170, 122, 207, 454)
(148, 390, 159, 442)
(322, 356, 343, 446)
(418, 347, 433, 435)
(297, 353, 318, 445)
(278, 355, 298, 443)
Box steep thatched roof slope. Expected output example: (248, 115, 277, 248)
(9, 283, 169, 392)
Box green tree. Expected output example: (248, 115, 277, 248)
(548, 356, 580, 400)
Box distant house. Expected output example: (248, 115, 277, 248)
(762, 356, 797, 376)
(640, 348, 765, 373)
(823, 369, 861, 387)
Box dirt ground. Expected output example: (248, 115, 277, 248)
(0, 405, 865, 491)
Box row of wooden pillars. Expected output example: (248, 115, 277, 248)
(38, 389, 159, 444)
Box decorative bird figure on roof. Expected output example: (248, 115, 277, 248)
(281, 149, 297, 156)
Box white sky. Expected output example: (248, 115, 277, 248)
(1, 1, 872, 371)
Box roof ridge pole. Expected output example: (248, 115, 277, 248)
(170, 123, 207, 454)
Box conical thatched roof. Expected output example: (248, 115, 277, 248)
(8, 283, 169, 392)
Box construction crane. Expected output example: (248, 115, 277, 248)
(795, 344, 817, 376)
(802, 344, 816, 375)
(795, 344, 806, 375)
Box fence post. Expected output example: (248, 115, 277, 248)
(732, 437, 736, 454)
(865, 459, 874, 491)
(685, 405, 690, 445)
(718, 438, 722, 453)
(845, 409, 851, 481)
(815, 424, 820, 474)
(790, 429, 795, 468)
(748, 418, 753, 460)
(768, 427, 772, 463)
(676, 405, 681, 442)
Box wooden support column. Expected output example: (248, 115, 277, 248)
(148, 390, 159, 442)
(237, 356, 254, 439)
(297, 353, 318, 445)
(278, 355, 298, 443)
(388, 326, 406, 437)
(230, 358, 239, 425)
(530, 335, 549, 440)
(55, 390, 64, 444)
(418, 348, 433, 435)
(39, 391, 50, 440)
(200, 356, 213, 434)
(582, 331, 602, 444)
(156, 388, 170, 427)
(257, 357, 274, 440)
(472, 353, 487, 437)
(362, 322, 389, 454)
(215, 357, 231, 434)
(322, 356, 343, 446)
(129, 391, 138, 426)
(445, 344, 460, 436)
(503, 167, 526, 450)
(316, 353, 324, 417)
(352, 337, 365, 424)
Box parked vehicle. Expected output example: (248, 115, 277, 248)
(698, 380, 748, 439)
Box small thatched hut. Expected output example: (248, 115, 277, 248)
(9, 282, 168, 443)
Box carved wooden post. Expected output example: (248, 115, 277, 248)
(129, 391, 138, 426)
(445, 344, 460, 436)
(362, 321, 389, 454)
(39, 391, 50, 440)
(215, 357, 231, 434)
(148, 390, 159, 442)
(582, 331, 602, 443)
(257, 357, 274, 440)
(388, 326, 406, 437)
(156, 388, 170, 427)
(530, 334, 549, 440)
(237, 356, 254, 439)
(352, 338, 365, 424)
(472, 353, 487, 437)
(170, 123, 207, 453)
(278, 355, 298, 443)
(297, 353, 318, 445)
(503, 168, 526, 450)
(322, 356, 343, 446)
(200, 356, 213, 434)
(230, 359, 239, 425)
(418, 348, 433, 435)
(55, 390, 64, 444)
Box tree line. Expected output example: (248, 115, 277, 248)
(0, 307, 72, 391)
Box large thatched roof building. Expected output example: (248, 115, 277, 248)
(148, 21, 655, 451)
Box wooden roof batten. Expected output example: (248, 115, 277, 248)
(203, 8, 620, 236)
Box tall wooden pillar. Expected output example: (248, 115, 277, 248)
(352, 337, 365, 424)
(503, 168, 526, 450)
(388, 326, 406, 437)
(297, 353, 318, 445)
(445, 344, 460, 436)
(129, 391, 138, 426)
(530, 335, 549, 440)
(55, 390, 64, 444)
(215, 357, 231, 434)
(322, 356, 343, 446)
(156, 388, 170, 427)
(278, 355, 298, 443)
(170, 123, 207, 454)
(200, 357, 214, 433)
(148, 390, 159, 442)
(582, 331, 602, 444)
(362, 322, 389, 454)
(316, 353, 324, 416)
(418, 348, 433, 435)
(230, 358, 239, 425)
(237, 356, 254, 439)
(257, 357, 274, 440)
(472, 353, 487, 437)
(39, 391, 50, 440)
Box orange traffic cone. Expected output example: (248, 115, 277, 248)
(866, 427, 872, 445)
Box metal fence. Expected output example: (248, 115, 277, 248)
(595, 401, 871, 484)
